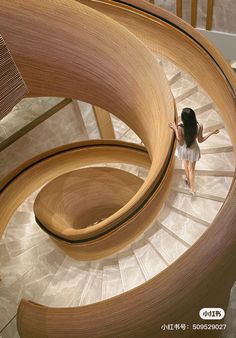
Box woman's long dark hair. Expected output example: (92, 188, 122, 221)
(181, 108, 198, 147)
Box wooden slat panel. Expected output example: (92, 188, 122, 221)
(176, 0, 182, 18)
(0, 35, 28, 120)
(206, 0, 214, 30)
(0, 99, 71, 152)
(93, 106, 115, 139)
(191, 0, 198, 27)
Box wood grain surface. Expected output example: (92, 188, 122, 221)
(0, 0, 235, 337)
(0, 0, 175, 250)
(78, 0, 236, 150)
(0, 34, 28, 120)
(34, 167, 143, 235)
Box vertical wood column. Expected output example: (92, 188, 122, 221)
(176, 0, 182, 18)
(206, 0, 214, 30)
(72, 100, 89, 138)
(191, 0, 198, 27)
(93, 106, 115, 139)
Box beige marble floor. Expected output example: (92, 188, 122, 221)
(0, 102, 90, 179)
(78, 101, 100, 139)
(0, 97, 62, 142)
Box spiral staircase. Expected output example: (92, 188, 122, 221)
(0, 0, 236, 337)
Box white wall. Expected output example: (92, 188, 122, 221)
(197, 28, 236, 61)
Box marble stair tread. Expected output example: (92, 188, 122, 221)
(168, 71, 181, 85)
(167, 191, 222, 224)
(203, 122, 225, 133)
(9, 247, 64, 303)
(39, 258, 90, 307)
(171, 187, 225, 202)
(199, 128, 232, 149)
(0, 243, 11, 264)
(200, 146, 233, 154)
(196, 108, 223, 126)
(104, 163, 123, 170)
(0, 284, 19, 332)
(177, 92, 212, 115)
(0, 238, 59, 288)
(15, 248, 65, 303)
(132, 239, 167, 279)
(15, 190, 39, 212)
(0, 247, 65, 331)
(120, 128, 141, 144)
(0, 124, 11, 140)
(165, 204, 209, 227)
(0, 317, 19, 338)
(170, 77, 198, 103)
(197, 152, 235, 171)
(147, 227, 188, 265)
(110, 114, 129, 140)
(0, 97, 62, 141)
(157, 222, 191, 248)
(159, 55, 181, 81)
(79, 263, 103, 306)
(105, 162, 141, 177)
(157, 206, 207, 245)
(1, 212, 41, 244)
(0, 236, 49, 275)
(102, 258, 123, 300)
(137, 167, 149, 180)
(0, 232, 47, 263)
(174, 168, 234, 178)
(118, 249, 145, 291)
(174, 151, 235, 171)
(118, 163, 140, 176)
(171, 174, 233, 199)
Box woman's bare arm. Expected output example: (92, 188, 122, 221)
(169, 122, 184, 145)
(198, 124, 220, 143)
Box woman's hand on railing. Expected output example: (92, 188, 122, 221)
(169, 121, 177, 132)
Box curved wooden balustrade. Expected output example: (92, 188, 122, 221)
(34, 167, 143, 233)
(1, 140, 173, 260)
(34, 167, 144, 259)
(0, 0, 235, 337)
(0, 0, 175, 251)
(78, 0, 236, 146)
